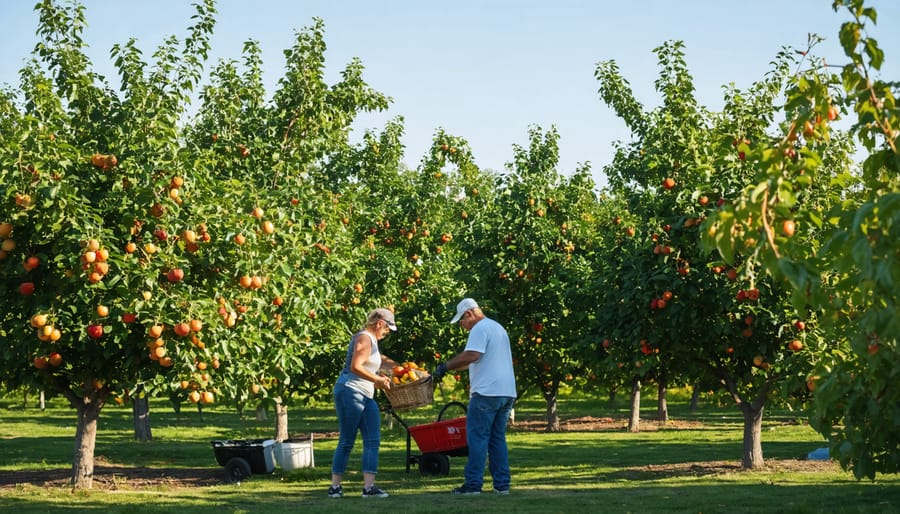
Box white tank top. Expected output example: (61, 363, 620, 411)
(336, 331, 381, 398)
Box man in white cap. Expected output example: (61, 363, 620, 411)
(434, 298, 517, 495)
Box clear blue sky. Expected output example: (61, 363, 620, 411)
(2, 1, 898, 188)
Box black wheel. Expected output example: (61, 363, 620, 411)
(224, 457, 252, 484)
(437, 401, 467, 421)
(418, 452, 451, 476)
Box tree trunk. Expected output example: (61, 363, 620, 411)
(26, 390, 47, 410)
(689, 384, 700, 412)
(70, 395, 103, 489)
(256, 404, 268, 421)
(608, 385, 618, 406)
(275, 401, 289, 442)
(740, 402, 765, 469)
(715, 365, 769, 469)
(628, 377, 641, 433)
(656, 374, 669, 422)
(542, 382, 560, 432)
(132, 387, 152, 441)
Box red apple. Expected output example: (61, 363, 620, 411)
(87, 324, 104, 340)
(48, 352, 63, 367)
(19, 282, 35, 296)
(24, 255, 40, 270)
(782, 220, 796, 237)
(174, 322, 191, 337)
(167, 268, 185, 283)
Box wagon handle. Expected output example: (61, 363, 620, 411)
(437, 400, 467, 421)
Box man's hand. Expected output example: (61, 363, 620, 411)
(433, 362, 448, 381)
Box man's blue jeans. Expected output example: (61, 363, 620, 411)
(463, 393, 515, 490)
(331, 384, 381, 475)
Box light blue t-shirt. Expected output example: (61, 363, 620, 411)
(464, 317, 517, 398)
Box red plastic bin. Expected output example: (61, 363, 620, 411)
(408, 416, 467, 453)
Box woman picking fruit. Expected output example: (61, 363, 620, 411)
(329, 308, 403, 499)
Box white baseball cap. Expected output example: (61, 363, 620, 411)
(450, 298, 479, 324)
(368, 308, 397, 331)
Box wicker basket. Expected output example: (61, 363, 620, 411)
(383, 374, 434, 410)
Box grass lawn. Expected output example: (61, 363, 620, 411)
(1, 389, 897, 513)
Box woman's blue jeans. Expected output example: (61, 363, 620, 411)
(463, 393, 515, 490)
(331, 384, 381, 475)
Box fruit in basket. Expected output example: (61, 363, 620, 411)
(389, 362, 430, 384)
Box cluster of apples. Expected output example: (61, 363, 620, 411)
(0, 222, 14, 260)
(80, 238, 110, 284)
(31, 313, 61, 343)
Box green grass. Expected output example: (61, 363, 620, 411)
(1, 392, 898, 513)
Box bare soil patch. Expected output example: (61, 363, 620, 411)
(0, 465, 224, 490)
(510, 415, 706, 432)
(615, 459, 838, 480)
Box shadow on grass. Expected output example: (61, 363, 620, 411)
(2, 480, 897, 514)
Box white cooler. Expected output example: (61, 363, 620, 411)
(276, 434, 315, 470)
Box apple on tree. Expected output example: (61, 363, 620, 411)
(166, 268, 185, 283)
(86, 324, 104, 340)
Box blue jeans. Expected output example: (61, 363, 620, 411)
(464, 393, 515, 490)
(331, 384, 381, 475)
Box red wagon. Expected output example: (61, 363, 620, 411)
(384, 401, 468, 475)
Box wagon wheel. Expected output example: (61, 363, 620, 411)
(224, 457, 252, 484)
(437, 401, 467, 421)
(418, 452, 451, 476)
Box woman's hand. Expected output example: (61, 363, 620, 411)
(376, 375, 392, 390)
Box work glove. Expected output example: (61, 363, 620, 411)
(433, 362, 448, 381)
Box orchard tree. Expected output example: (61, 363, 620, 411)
(384, 130, 495, 370)
(180, 16, 392, 440)
(594, 39, 853, 466)
(0, 0, 393, 487)
(458, 126, 601, 431)
(704, 0, 899, 479)
(0, 0, 221, 489)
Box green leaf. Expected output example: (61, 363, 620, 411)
(864, 38, 884, 70)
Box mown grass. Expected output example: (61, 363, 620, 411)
(1, 391, 897, 513)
